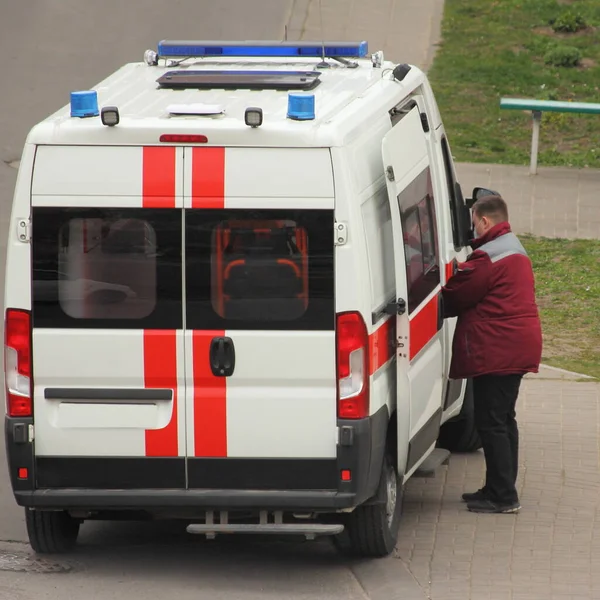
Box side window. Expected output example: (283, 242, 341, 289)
(32, 208, 182, 329)
(441, 136, 467, 250)
(398, 167, 441, 313)
(186, 209, 334, 331)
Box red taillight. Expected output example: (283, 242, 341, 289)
(336, 311, 369, 419)
(159, 134, 208, 143)
(5, 309, 32, 417)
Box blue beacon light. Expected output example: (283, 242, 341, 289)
(287, 94, 316, 121)
(70, 91, 99, 118)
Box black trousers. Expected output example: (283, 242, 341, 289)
(473, 373, 523, 505)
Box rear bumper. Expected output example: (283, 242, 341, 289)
(14, 488, 359, 511)
(7, 405, 389, 514)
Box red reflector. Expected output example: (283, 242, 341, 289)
(159, 134, 208, 143)
(18, 468, 28, 480)
(341, 469, 352, 482)
(336, 312, 369, 419)
(5, 309, 32, 418)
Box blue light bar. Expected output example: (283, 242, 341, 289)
(157, 40, 368, 59)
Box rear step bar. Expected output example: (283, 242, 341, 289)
(186, 510, 344, 540)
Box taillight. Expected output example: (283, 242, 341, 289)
(5, 309, 32, 417)
(336, 311, 369, 419)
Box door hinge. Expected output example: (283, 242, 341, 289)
(386, 166, 395, 181)
(17, 219, 31, 243)
(383, 298, 406, 316)
(28, 424, 35, 442)
(420, 112, 430, 133)
(334, 222, 347, 246)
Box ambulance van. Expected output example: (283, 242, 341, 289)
(4, 40, 481, 558)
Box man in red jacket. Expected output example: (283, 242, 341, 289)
(442, 194, 542, 514)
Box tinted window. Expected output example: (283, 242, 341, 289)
(186, 209, 334, 331)
(32, 208, 182, 329)
(441, 136, 467, 250)
(398, 168, 441, 313)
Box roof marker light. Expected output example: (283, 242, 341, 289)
(70, 91, 99, 118)
(287, 94, 315, 121)
(159, 134, 208, 143)
(144, 49, 159, 66)
(156, 40, 368, 59)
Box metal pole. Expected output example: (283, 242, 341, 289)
(530, 110, 542, 175)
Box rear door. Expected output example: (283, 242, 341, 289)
(30, 145, 187, 490)
(381, 106, 445, 478)
(182, 147, 339, 491)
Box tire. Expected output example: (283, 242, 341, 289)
(25, 509, 80, 554)
(334, 452, 403, 558)
(437, 379, 482, 453)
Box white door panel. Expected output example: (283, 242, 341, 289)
(32, 330, 185, 458)
(224, 331, 337, 458)
(382, 105, 445, 476)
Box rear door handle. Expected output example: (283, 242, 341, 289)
(209, 337, 236, 377)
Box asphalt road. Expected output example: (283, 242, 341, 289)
(0, 2, 426, 598)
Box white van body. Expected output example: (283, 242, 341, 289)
(4, 41, 479, 557)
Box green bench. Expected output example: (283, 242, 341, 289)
(499, 98, 600, 175)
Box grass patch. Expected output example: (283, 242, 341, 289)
(519, 234, 600, 379)
(429, 0, 600, 168)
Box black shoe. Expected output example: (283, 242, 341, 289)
(466, 498, 521, 514)
(461, 488, 487, 503)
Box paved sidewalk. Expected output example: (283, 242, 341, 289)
(396, 367, 600, 600)
(287, 2, 600, 599)
(456, 162, 600, 240)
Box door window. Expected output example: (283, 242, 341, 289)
(397, 167, 441, 313)
(185, 209, 334, 331)
(32, 208, 182, 329)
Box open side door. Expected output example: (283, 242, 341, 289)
(382, 105, 445, 480)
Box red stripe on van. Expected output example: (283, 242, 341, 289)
(142, 146, 176, 208)
(409, 294, 439, 360)
(445, 259, 457, 282)
(143, 330, 178, 457)
(192, 147, 225, 209)
(369, 318, 396, 375)
(192, 331, 227, 457)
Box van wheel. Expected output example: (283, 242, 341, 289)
(25, 509, 80, 554)
(437, 379, 482, 453)
(334, 452, 402, 558)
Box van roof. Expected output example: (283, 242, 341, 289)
(27, 42, 427, 148)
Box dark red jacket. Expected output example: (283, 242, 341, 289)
(442, 222, 542, 380)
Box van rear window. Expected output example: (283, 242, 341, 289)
(57, 218, 157, 320)
(32, 208, 182, 329)
(31, 207, 333, 331)
(186, 209, 334, 331)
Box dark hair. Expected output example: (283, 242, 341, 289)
(473, 194, 508, 223)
